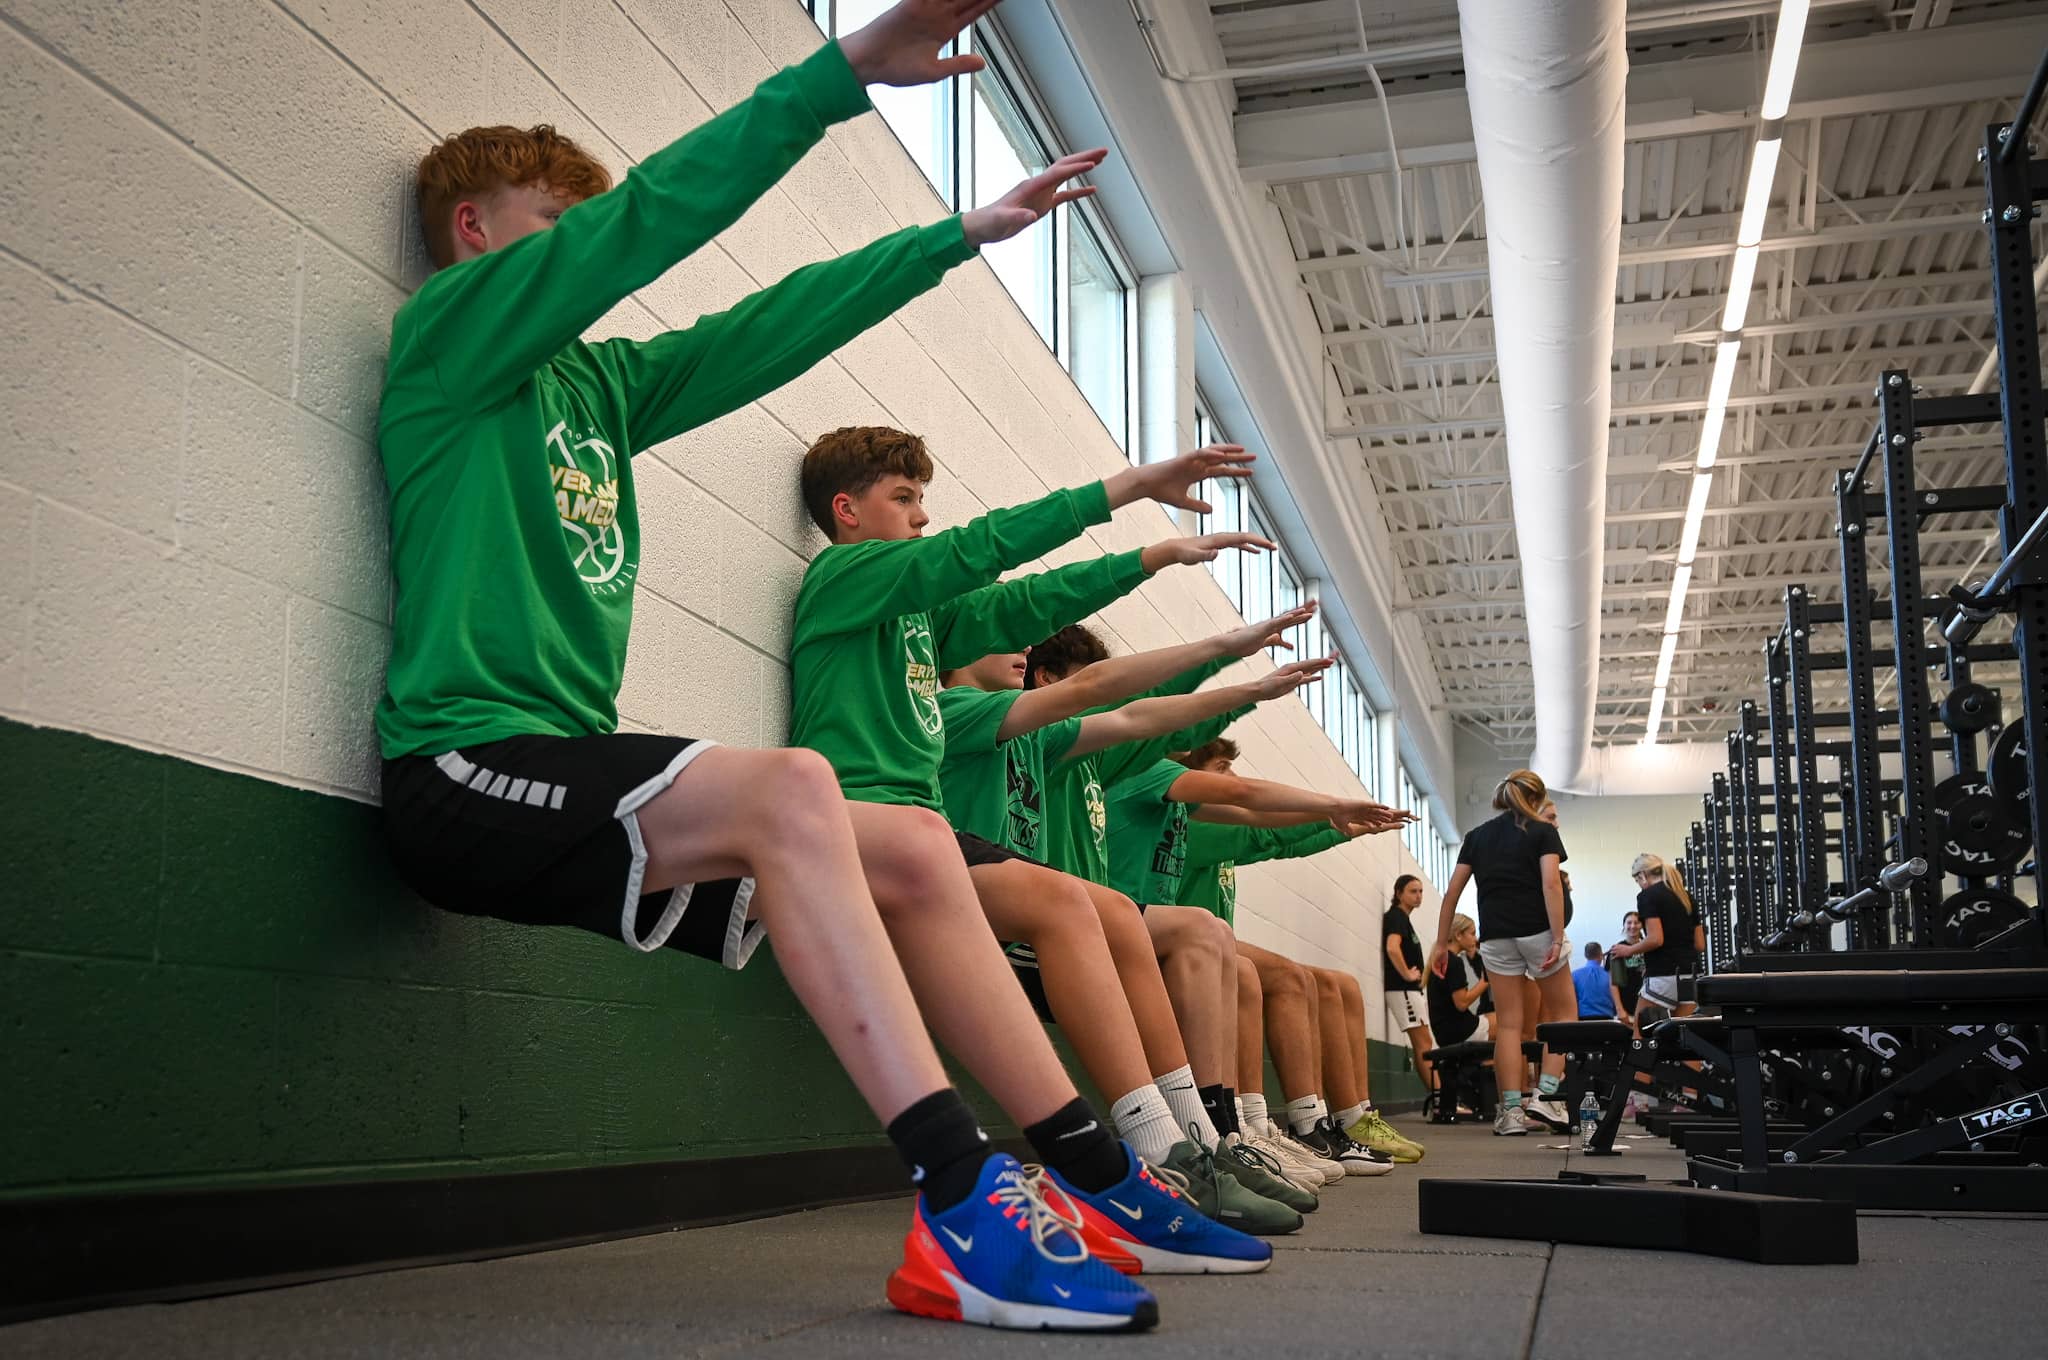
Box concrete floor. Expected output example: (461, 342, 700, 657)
(6, 1113, 2044, 1360)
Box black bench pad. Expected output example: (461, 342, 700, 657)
(1535, 1020, 1635, 1049)
(1700, 967, 2048, 1008)
(1422, 1040, 1493, 1064)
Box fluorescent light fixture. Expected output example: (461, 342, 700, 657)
(1721, 245, 1762, 331)
(1662, 565, 1694, 636)
(1760, 0, 1812, 120)
(1736, 138, 1782, 248)
(1677, 471, 1715, 564)
(1654, 629, 1680, 682)
(1645, 685, 1669, 743)
(1697, 340, 1742, 467)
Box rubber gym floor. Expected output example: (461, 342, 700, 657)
(7, 1112, 2043, 1360)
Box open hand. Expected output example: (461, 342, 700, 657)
(1145, 444, 1256, 513)
(840, 0, 1000, 89)
(1221, 603, 1315, 658)
(1153, 531, 1275, 569)
(962, 148, 1108, 246)
(1246, 656, 1332, 701)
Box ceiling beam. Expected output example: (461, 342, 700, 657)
(1234, 12, 2048, 182)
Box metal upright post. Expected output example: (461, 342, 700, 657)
(1764, 636, 1800, 945)
(1981, 119, 2048, 922)
(1835, 466, 1885, 950)
(1877, 368, 1941, 945)
(1710, 772, 1733, 970)
(1783, 587, 1830, 935)
(1735, 703, 1769, 957)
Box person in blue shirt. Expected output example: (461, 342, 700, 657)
(1573, 942, 1618, 1019)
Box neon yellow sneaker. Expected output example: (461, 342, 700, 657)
(1347, 1108, 1425, 1163)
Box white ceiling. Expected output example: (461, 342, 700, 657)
(1197, 0, 2045, 755)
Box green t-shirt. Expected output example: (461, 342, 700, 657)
(1038, 658, 1245, 887)
(1178, 820, 1348, 926)
(789, 482, 1146, 809)
(1105, 758, 1196, 906)
(374, 43, 977, 758)
(936, 687, 1082, 855)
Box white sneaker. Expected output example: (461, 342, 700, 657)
(1523, 1097, 1570, 1132)
(1273, 1130, 1348, 1186)
(1494, 1104, 1530, 1136)
(1240, 1133, 1325, 1195)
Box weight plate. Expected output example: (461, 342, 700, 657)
(1933, 774, 2032, 877)
(1940, 683, 2001, 734)
(1989, 721, 2032, 830)
(1938, 885, 2031, 948)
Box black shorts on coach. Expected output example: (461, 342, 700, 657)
(381, 731, 762, 969)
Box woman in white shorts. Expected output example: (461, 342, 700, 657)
(1427, 770, 1577, 1135)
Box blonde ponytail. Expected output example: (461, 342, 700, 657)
(1493, 769, 1547, 827)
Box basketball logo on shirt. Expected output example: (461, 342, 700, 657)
(903, 616, 942, 736)
(1004, 747, 1042, 852)
(1085, 776, 1107, 850)
(1218, 861, 1237, 913)
(546, 420, 632, 592)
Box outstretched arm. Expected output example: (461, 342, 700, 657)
(406, 2, 995, 409)
(1429, 862, 1473, 977)
(1067, 657, 1329, 757)
(994, 606, 1312, 742)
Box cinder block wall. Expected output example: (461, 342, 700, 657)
(0, 0, 1428, 1201)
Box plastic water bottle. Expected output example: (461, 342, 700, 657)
(1579, 1092, 1601, 1150)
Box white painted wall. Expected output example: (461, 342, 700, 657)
(0, 0, 1426, 1030)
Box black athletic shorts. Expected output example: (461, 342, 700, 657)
(381, 732, 763, 969)
(955, 830, 1036, 868)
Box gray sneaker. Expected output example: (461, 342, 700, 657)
(1221, 1134, 1318, 1213)
(1494, 1103, 1530, 1136)
(1161, 1139, 1304, 1236)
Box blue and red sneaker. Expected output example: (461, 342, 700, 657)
(1043, 1143, 1274, 1275)
(886, 1153, 1159, 1331)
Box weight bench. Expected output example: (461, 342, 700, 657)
(1688, 966, 2048, 1209)
(1421, 1040, 1494, 1123)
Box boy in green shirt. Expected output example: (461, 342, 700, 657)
(1174, 740, 1426, 1167)
(935, 610, 1332, 1220)
(374, 1, 1154, 1332)
(791, 426, 1288, 1267)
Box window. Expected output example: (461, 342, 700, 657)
(805, 3, 1135, 451)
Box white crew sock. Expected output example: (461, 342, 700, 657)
(1240, 1092, 1272, 1139)
(1111, 1084, 1182, 1166)
(1286, 1093, 1328, 1136)
(1336, 1102, 1368, 1128)
(1154, 1064, 1219, 1149)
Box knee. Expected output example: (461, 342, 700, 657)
(1267, 962, 1308, 1002)
(1312, 969, 1342, 1005)
(870, 806, 961, 909)
(1337, 973, 1364, 1008)
(1235, 954, 1260, 996)
(753, 747, 842, 818)
(1089, 888, 1148, 951)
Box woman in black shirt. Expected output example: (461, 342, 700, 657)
(1428, 770, 1575, 1135)
(1609, 853, 1701, 1025)
(1383, 874, 1435, 1094)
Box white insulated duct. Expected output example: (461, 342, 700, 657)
(1455, 0, 1628, 791)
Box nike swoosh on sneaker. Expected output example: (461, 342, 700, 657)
(940, 1225, 974, 1252)
(1106, 1197, 1143, 1221)
(1056, 1121, 1100, 1140)
(1054, 1285, 1073, 1299)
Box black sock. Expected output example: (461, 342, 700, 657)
(887, 1089, 990, 1214)
(1025, 1097, 1128, 1194)
(1200, 1083, 1238, 1137)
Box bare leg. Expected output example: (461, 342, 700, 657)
(1234, 953, 1264, 1094)
(1145, 905, 1231, 1086)
(1313, 969, 1361, 1110)
(1535, 966, 1575, 1083)
(1522, 977, 1543, 1089)
(967, 858, 1157, 1100)
(637, 748, 946, 1122)
(1404, 1025, 1436, 1092)
(1239, 941, 1319, 1101)
(1332, 971, 1375, 1102)
(1081, 884, 1193, 1078)
(842, 802, 1077, 1125)
(1492, 968, 1529, 1091)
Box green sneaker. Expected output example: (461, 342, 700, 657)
(1160, 1140, 1303, 1236)
(1220, 1134, 1318, 1214)
(1348, 1109, 1425, 1163)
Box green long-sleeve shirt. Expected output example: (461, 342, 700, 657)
(1178, 820, 1348, 925)
(1038, 655, 1247, 889)
(790, 482, 1147, 808)
(375, 42, 978, 758)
